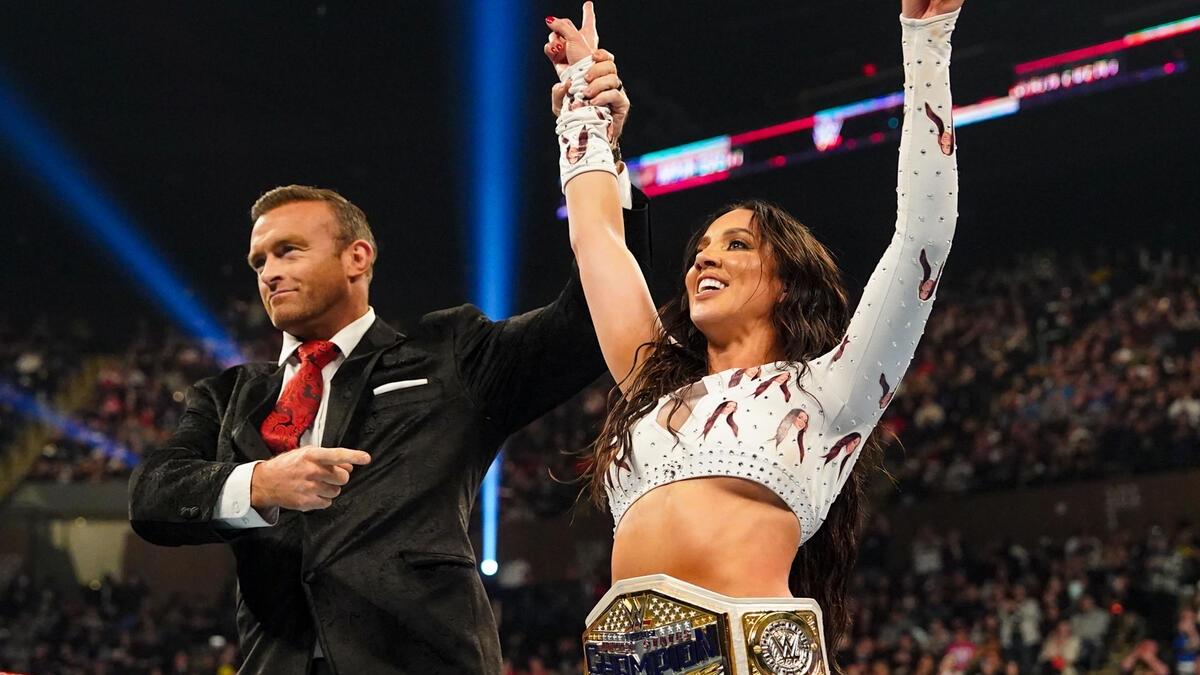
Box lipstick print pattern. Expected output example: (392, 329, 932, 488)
(924, 102, 955, 156)
(832, 336, 850, 363)
(564, 126, 589, 165)
(604, 11, 961, 546)
(729, 366, 762, 388)
(752, 372, 792, 402)
(556, 56, 617, 188)
(702, 401, 739, 439)
(775, 409, 810, 462)
(823, 432, 863, 479)
(918, 248, 943, 301)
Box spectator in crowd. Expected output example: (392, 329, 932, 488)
(6, 247, 1198, 512)
(1070, 594, 1111, 668)
(1175, 608, 1200, 674)
(0, 571, 240, 675)
(1038, 620, 1081, 674)
(1118, 639, 1170, 674)
(3, 248, 1200, 673)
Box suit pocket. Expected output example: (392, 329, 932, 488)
(400, 551, 476, 571)
(373, 379, 429, 395)
(370, 377, 443, 410)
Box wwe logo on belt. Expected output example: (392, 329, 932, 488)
(747, 612, 824, 675)
(619, 595, 651, 631)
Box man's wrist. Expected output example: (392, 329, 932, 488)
(249, 460, 273, 509)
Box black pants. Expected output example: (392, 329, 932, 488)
(309, 658, 332, 675)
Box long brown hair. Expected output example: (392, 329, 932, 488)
(586, 199, 886, 662)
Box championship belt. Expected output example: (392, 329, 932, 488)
(583, 574, 829, 675)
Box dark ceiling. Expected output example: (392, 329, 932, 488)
(1, 0, 1198, 344)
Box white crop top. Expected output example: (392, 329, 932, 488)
(606, 10, 961, 545)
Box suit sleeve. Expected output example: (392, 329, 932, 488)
(455, 190, 651, 437)
(127, 374, 250, 546)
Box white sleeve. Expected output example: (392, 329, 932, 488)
(617, 163, 634, 210)
(812, 10, 961, 483)
(557, 56, 618, 190)
(213, 461, 279, 528)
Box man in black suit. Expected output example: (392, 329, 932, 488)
(127, 56, 642, 673)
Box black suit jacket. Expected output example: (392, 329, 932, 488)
(128, 192, 650, 674)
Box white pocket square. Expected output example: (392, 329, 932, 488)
(372, 379, 429, 395)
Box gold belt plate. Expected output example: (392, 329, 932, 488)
(583, 590, 733, 674)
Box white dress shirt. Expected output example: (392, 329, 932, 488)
(616, 162, 634, 210)
(214, 306, 377, 528)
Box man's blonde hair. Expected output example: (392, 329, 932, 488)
(251, 185, 377, 280)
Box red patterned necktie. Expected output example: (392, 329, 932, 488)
(260, 340, 340, 455)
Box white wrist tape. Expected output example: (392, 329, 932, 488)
(556, 56, 617, 191)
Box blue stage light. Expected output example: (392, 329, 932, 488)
(467, 0, 524, 576)
(0, 71, 244, 368)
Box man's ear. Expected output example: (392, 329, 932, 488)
(345, 239, 375, 280)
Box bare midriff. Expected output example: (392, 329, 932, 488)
(610, 476, 800, 598)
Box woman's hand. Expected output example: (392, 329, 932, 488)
(901, 0, 964, 19)
(545, 2, 598, 72)
(545, 3, 630, 142)
(549, 3, 657, 393)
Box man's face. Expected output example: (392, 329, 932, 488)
(247, 201, 351, 336)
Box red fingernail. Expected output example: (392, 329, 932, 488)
(546, 16, 556, 23)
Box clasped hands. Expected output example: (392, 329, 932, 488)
(541, 0, 967, 146)
(545, 2, 629, 144)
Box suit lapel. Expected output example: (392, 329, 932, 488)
(321, 318, 405, 448)
(232, 366, 285, 462)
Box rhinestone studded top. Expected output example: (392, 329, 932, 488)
(606, 10, 962, 546)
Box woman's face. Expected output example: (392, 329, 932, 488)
(939, 130, 954, 155)
(685, 208, 784, 341)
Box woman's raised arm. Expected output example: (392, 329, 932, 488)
(810, 2, 963, 488)
(548, 5, 659, 392)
